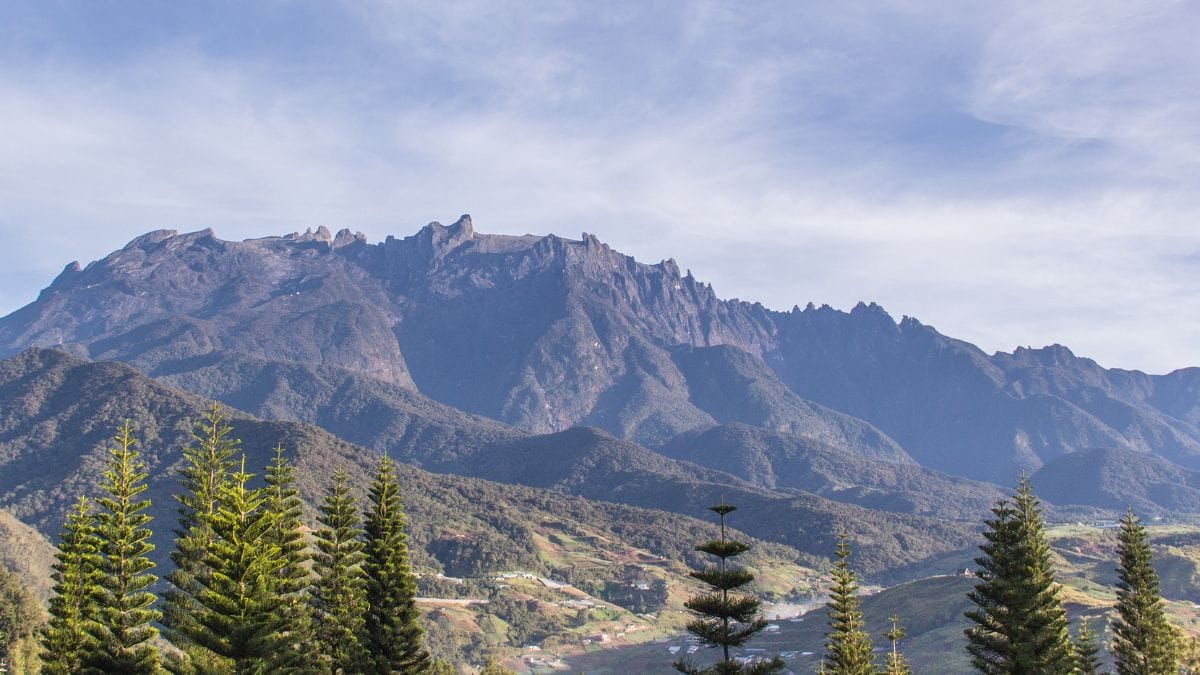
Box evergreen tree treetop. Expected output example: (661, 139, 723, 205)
(964, 476, 1073, 674)
(673, 499, 782, 675)
(1072, 618, 1103, 675)
(84, 420, 161, 674)
(191, 455, 289, 672)
(41, 496, 101, 675)
(313, 469, 371, 674)
(882, 615, 912, 675)
(262, 445, 314, 672)
(164, 404, 239, 671)
(1112, 508, 1178, 675)
(822, 533, 875, 675)
(363, 455, 430, 674)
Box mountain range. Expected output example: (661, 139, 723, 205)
(5, 217, 1200, 489)
(3, 216, 1200, 577)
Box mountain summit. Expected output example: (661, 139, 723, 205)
(4, 217, 1200, 484)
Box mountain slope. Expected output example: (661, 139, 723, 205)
(0, 348, 811, 579)
(0, 508, 56, 602)
(151, 350, 523, 466)
(0, 349, 974, 574)
(660, 422, 1004, 519)
(1031, 446, 1200, 515)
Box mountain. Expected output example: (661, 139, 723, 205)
(3, 219, 1199, 487)
(0, 348, 975, 574)
(1031, 446, 1200, 515)
(660, 422, 1005, 519)
(0, 221, 906, 461)
(0, 348, 789, 573)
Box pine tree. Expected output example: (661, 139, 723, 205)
(881, 615, 912, 675)
(41, 496, 102, 674)
(83, 420, 161, 674)
(262, 445, 314, 671)
(964, 477, 1073, 674)
(674, 501, 783, 675)
(1072, 619, 1103, 675)
(822, 533, 875, 675)
(191, 456, 289, 673)
(363, 455, 430, 674)
(164, 404, 239, 674)
(1112, 508, 1178, 674)
(312, 470, 371, 674)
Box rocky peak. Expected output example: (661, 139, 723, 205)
(408, 214, 475, 256)
(332, 228, 366, 248)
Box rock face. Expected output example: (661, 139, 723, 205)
(4, 216, 1200, 484)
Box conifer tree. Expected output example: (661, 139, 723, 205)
(191, 456, 290, 673)
(964, 477, 1073, 674)
(262, 445, 313, 671)
(1072, 619, 1103, 675)
(164, 404, 238, 673)
(312, 470, 371, 674)
(881, 615, 912, 675)
(41, 496, 102, 675)
(674, 501, 782, 675)
(363, 456, 430, 674)
(822, 533, 875, 675)
(1112, 508, 1178, 674)
(84, 420, 161, 674)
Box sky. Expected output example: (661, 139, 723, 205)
(1, 1, 1198, 373)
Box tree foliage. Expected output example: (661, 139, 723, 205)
(823, 533, 875, 674)
(312, 470, 371, 673)
(164, 404, 239, 673)
(964, 477, 1073, 674)
(262, 445, 313, 671)
(363, 455, 430, 674)
(40, 496, 101, 675)
(881, 614, 911, 675)
(1112, 509, 1178, 675)
(674, 501, 782, 675)
(189, 457, 290, 673)
(83, 421, 161, 674)
(1072, 619, 1103, 675)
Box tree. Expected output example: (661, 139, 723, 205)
(674, 501, 783, 675)
(822, 533, 875, 674)
(363, 456, 430, 674)
(41, 496, 102, 674)
(312, 470, 371, 673)
(84, 420, 161, 674)
(164, 404, 239, 673)
(1112, 508, 1178, 674)
(1072, 619, 1103, 675)
(881, 615, 912, 675)
(190, 456, 289, 673)
(964, 477, 1073, 674)
(262, 445, 313, 671)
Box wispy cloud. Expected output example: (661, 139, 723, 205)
(0, 2, 1197, 372)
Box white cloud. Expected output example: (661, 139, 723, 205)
(0, 2, 1199, 372)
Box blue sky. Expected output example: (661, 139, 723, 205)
(1, 1, 1198, 372)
